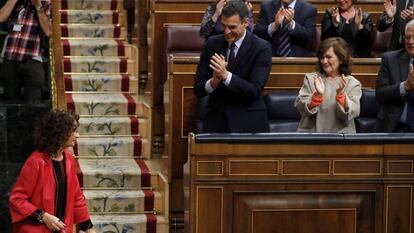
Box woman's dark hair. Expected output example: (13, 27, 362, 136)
(34, 109, 79, 155)
(316, 37, 352, 76)
(221, 0, 248, 21)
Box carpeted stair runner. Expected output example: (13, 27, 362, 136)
(61, 0, 168, 232)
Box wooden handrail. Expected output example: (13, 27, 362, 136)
(50, 0, 66, 109)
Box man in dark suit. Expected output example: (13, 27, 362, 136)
(194, 0, 272, 133)
(376, 0, 414, 51)
(376, 19, 414, 132)
(253, 0, 316, 57)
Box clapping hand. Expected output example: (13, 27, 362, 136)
(209, 53, 228, 89)
(354, 8, 363, 30)
(215, 0, 226, 16)
(283, 7, 295, 26)
(274, 7, 285, 28)
(401, 6, 414, 21)
(331, 7, 340, 27)
(245, 1, 252, 11)
(336, 74, 347, 96)
(384, 0, 397, 19)
(405, 64, 414, 92)
(314, 75, 325, 96)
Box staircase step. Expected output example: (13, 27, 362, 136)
(74, 136, 147, 158)
(61, 0, 121, 10)
(60, 10, 123, 25)
(83, 189, 162, 213)
(78, 158, 152, 188)
(66, 93, 143, 116)
(61, 24, 126, 38)
(63, 57, 132, 74)
(64, 74, 138, 93)
(62, 39, 126, 57)
(78, 116, 147, 137)
(91, 214, 169, 233)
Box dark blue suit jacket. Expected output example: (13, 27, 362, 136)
(254, 0, 316, 57)
(376, 49, 410, 132)
(194, 31, 272, 133)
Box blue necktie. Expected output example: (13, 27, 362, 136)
(278, 6, 291, 57)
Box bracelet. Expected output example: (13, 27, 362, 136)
(37, 210, 45, 223)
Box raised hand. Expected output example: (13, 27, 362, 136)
(336, 74, 347, 95)
(314, 75, 325, 96)
(284, 8, 295, 25)
(245, 1, 253, 11)
(384, 0, 396, 19)
(331, 7, 340, 27)
(354, 8, 363, 29)
(405, 64, 414, 91)
(209, 53, 228, 80)
(274, 8, 285, 28)
(401, 6, 414, 21)
(212, 0, 226, 22)
(215, 0, 226, 15)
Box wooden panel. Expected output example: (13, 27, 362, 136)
(387, 160, 413, 175)
(252, 209, 355, 233)
(229, 160, 278, 175)
(197, 161, 223, 176)
(196, 187, 223, 233)
(334, 160, 382, 175)
(282, 160, 330, 175)
(384, 144, 414, 156)
(233, 192, 375, 233)
(385, 186, 413, 233)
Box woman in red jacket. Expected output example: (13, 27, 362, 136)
(9, 110, 96, 233)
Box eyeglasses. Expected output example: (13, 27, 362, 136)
(404, 35, 414, 41)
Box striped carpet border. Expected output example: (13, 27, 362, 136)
(130, 116, 139, 135)
(135, 159, 151, 187)
(143, 190, 155, 211)
(146, 213, 157, 233)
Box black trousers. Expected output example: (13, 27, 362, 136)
(1, 59, 46, 101)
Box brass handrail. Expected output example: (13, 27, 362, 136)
(50, 0, 66, 109)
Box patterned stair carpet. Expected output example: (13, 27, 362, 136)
(61, 1, 168, 232)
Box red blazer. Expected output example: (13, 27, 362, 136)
(9, 149, 90, 233)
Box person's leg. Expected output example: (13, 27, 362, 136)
(1, 60, 22, 100)
(22, 60, 45, 101)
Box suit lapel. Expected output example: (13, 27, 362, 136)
(217, 37, 228, 59)
(399, 51, 410, 82)
(232, 31, 252, 73)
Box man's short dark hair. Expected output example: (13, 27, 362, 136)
(221, 0, 248, 21)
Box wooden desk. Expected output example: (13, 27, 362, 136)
(185, 133, 414, 233)
(164, 54, 381, 213)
